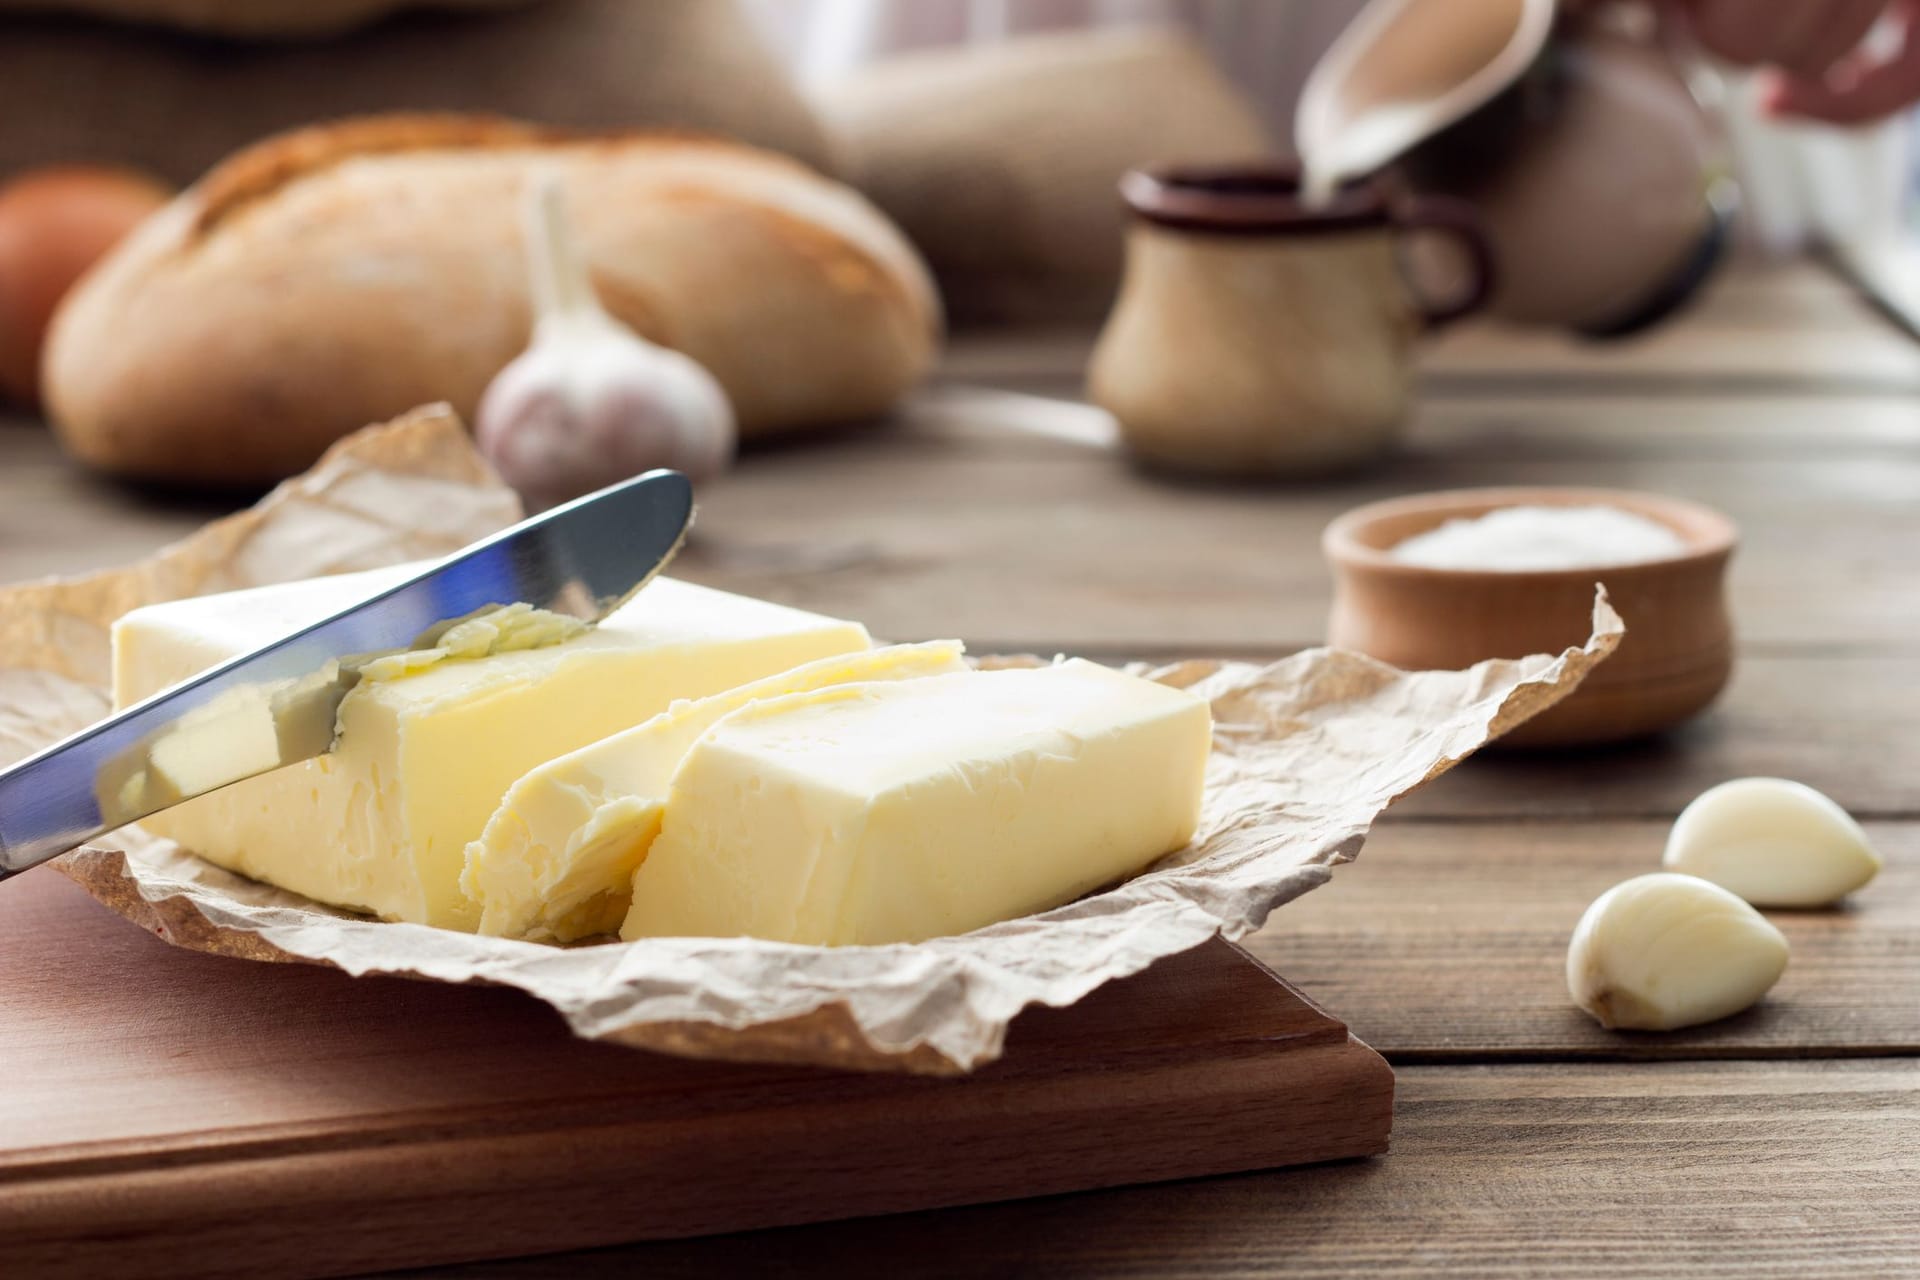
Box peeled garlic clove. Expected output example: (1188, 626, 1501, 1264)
(1567, 872, 1788, 1031)
(1663, 777, 1880, 907)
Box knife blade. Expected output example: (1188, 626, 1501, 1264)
(0, 468, 694, 882)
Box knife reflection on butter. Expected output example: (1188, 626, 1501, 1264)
(0, 469, 694, 883)
(95, 600, 595, 826)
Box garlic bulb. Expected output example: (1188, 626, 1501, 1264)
(476, 174, 734, 510)
(1567, 873, 1789, 1031)
(1663, 777, 1880, 908)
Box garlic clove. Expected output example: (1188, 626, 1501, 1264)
(1567, 872, 1789, 1031)
(475, 174, 736, 510)
(1663, 777, 1880, 908)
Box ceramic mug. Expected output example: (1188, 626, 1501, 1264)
(1089, 164, 1495, 478)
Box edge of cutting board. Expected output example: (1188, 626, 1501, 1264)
(0, 868, 1393, 1278)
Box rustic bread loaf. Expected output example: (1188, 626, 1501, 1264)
(0, 0, 837, 184)
(818, 29, 1273, 326)
(44, 116, 938, 486)
(0, 0, 527, 38)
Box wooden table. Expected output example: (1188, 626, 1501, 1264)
(3, 263, 1916, 1276)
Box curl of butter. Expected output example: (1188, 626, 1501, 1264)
(353, 604, 590, 683)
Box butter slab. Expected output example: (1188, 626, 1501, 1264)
(622, 659, 1212, 946)
(463, 640, 969, 942)
(112, 566, 870, 929)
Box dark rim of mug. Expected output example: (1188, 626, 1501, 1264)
(1120, 163, 1394, 236)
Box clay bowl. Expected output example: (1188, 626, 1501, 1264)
(1323, 486, 1738, 748)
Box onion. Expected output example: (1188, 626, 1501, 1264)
(0, 166, 171, 407)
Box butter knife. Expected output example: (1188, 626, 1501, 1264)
(0, 468, 693, 882)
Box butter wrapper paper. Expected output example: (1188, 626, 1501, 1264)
(0, 407, 1622, 1074)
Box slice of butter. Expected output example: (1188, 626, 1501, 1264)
(112, 566, 871, 929)
(464, 640, 970, 942)
(621, 659, 1212, 947)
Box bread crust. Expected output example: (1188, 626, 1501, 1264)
(45, 115, 940, 485)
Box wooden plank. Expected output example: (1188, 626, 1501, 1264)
(674, 394, 1920, 654)
(0, 418, 221, 584)
(1423, 320, 1920, 392)
(1245, 820, 1920, 1059)
(12, 380, 1920, 657)
(13, 402, 1920, 654)
(1416, 391, 1920, 458)
(937, 262, 1920, 395)
(1395, 655, 1920, 820)
(1677, 259, 1909, 322)
(0, 870, 1391, 1279)
(409, 1059, 1920, 1279)
(940, 325, 1920, 398)
(932, 327, 1095, 393)
(915, 383, 1920, 460)
(1420, 263, 1920, 389)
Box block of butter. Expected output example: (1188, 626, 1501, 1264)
(465, 640, 970, 942)
(622, 659, 1212, 947)
(112, 565, 870, 929)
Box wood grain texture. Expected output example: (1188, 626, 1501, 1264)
(669, 387, 1920, 655)
(2, 262, 1918, 1276)
(12, 377, 1920, 658)
(1390, 655, 1920, 820)
(1247, 820, 1920, 1058)
(1423, 269, 1920, 390)
(0, 871, 1391, 1279)
(0, 420, 223, 584)
(399, 1060, 1920, 1280)
(937, 262, 1920, 394)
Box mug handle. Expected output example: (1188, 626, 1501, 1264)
(1392, 196, 1498, 330)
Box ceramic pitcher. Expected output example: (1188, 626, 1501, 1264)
(1297, 0, 1732, 335)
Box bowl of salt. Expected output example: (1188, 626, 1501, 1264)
(1323, 487, 1737, 747)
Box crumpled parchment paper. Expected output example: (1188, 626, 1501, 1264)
(2, 405, 1622, 1074)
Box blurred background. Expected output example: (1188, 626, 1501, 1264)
(3, 0, 1919, 500)
(756, 0, 1915, 263)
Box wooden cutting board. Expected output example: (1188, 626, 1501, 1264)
(0, 867, 1393, 1278)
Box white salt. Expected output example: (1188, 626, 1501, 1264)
(1388, 504, 1687, 571)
